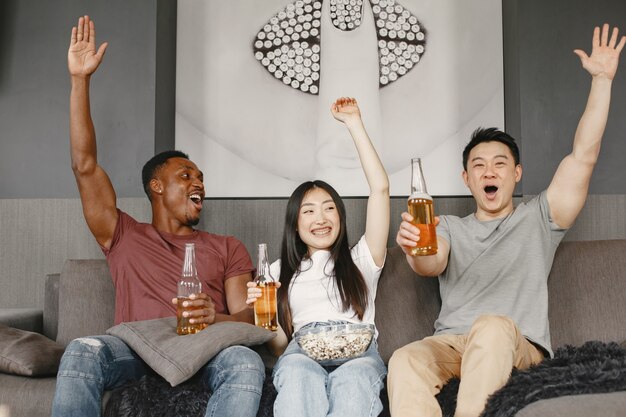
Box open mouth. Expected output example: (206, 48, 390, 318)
(484, 185, 498, 198)
(189, 193, 203, 209)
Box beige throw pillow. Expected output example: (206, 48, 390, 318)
(107, 317, 275, 386)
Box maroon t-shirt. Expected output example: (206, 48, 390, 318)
(102, 210, 254, 324)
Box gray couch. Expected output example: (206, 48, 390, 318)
(1, 240, 625, 416)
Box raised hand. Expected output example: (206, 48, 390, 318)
(574, 23, 625, 80)
(68, 15, 108, 78)
(331, 97, 362, 125)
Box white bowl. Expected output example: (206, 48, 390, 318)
(295, 323, 374, 362)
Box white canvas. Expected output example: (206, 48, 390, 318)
(176, 0, 504, 197)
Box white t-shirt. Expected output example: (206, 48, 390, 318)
(270, 236, 383, 336)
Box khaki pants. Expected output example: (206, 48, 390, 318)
(387, 315, 544, 417)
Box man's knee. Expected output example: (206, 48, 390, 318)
(389, 345, 412, 375)
(469, 315, 517, 343)
(211, 346, 265, 387)
(471, 315, 516, 333)
(219, 346, 264, 369)
(58, 337, 110, 381)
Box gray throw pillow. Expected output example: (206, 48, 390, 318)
(107, 317, 275, 386)
(0, 324, 65, 376)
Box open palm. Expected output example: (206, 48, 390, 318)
(574, 24, 625, 80)
(68, 15, 108, 77)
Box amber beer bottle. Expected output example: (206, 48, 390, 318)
(407, 158, 438, 256)
(254, 243, 278, 331)
(177, 243, 204, 335)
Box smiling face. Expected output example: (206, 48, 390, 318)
(297, 187, 341, 255)
(462, 141, 522, 221)
(152, 157, 205, 228)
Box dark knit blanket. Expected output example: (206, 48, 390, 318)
(103, 369, 276, 417)
(435, 340, 626, 417)
(104, 341, 626, 417)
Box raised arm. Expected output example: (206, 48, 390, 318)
(68, 16, 118, 249)
(331, 97, 390, 267)
(547, 24, 625, 228)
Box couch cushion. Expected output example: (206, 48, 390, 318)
(107, 317, 276, 386)
(0, 308, 43, 333)
(375, 246, 441, 364)
(0, 324, 64, 376)
(56, 259, 116, 346)
(0, 373, 58, 416)
(548, 240, 626, 348)
(516, 392, 626, 417)
(0, 373, 112, 417)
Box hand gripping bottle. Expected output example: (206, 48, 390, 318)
(407, 158, 438, 256)
(177, 243, 203, 335)
(254, 243, 278, 330)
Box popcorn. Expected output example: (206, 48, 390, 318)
(296, 324, 374, 362)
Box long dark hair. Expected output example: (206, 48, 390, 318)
(277, 180, 368, 340)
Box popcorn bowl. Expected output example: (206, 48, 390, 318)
(295, 323, 374, 363)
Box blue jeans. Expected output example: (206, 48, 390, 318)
(272, 322, 387, 417)
(52, 335, 264, 417)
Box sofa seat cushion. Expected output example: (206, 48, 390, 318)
(0, 324, 65, 376)
(516, 392, 626, 417)
(107, 317, 276, 386)
(0, 373, 58, 416)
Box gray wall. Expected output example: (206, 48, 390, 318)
(0, 0, 174, 198)
(505, 0, 626, 194)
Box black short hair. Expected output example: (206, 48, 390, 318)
(141, 150, 189, 200)
(462, 127, 520, 171)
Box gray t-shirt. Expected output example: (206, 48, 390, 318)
(435, 191, 567, 356)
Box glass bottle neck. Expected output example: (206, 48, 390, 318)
(182, 243, 197, 278)
(256, 243, 273, 283)
(410, 158, 430, 197)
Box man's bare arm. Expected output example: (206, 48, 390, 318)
(547, 24, 625, 228)
(219, 273, 255, 324)
(68, 16, 118, 249)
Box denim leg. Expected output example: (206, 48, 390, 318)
(201, 345, 265, 417)
(52, 335, 149, 417)
(327, 341, 387, 417)
(272, 338, 329, 417)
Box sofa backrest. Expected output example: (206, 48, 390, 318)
(547, 239, 626, 348)
(56, 239, 626, 359)
(56, 259, 115, 346)
(375, 246, 440, 363)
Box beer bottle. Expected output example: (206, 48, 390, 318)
(254, 243, 278, 330)
(407, 158, 438, 256)
(176, 243, 204, 335)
